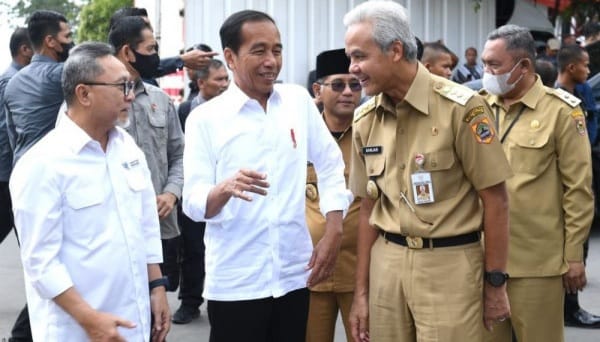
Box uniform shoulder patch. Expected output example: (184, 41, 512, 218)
(463, 105, 486, 123)
(549, 88, 581, 108)
(433, 82, 475, 106)
(354, 97, 376, 123)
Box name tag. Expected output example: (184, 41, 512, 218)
(362, 146, 382, 155)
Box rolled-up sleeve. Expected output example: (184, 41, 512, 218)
(305, 97, 353, 217)
(10, 159, 73, 299)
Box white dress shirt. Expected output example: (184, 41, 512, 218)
(10, 116, 163, 341)
(183, 82, 352, 301)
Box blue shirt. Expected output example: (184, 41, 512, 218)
(4, 54, 63, 165)
(0, 61, 25, 181)
(575, 83, 598, 145)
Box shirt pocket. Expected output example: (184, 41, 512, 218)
(421, 150, 461, 201)
(145, 108, 168, 147)
(63, 186, 104, 241)
(365, 155, 386, 194)
(508, 133, 552, 175)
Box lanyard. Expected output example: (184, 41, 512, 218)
(496, 105, 527, 144)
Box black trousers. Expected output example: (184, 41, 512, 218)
(160, 236, 180, 292)
(9, 305, 32, 342)
(207, 288, 310, 342)
(176, 208, 206, 308)
(0, 181, 14, 244)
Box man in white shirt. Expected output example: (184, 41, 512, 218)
(183, 10, 352, 342)
(9, 42, 170, 342)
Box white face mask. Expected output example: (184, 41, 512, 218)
(482, 59, 524, 96)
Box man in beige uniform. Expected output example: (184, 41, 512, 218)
(481, 25, 593, 342)
(344, 2, 513, 342)
(305, 48, 362, 342)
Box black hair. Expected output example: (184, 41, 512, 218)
(534, 59, 557, 87)
(557, 44, 586, 72)
(583, 22, 600, 39)
(108, 16, 152, 53)
(186, 43, 212, 53)
(26, 10, 68, 50)
(109, 7, 149, 30)
(219, 10, 275, 54)
(62, 42, 115, 105)
(9, 27, 31, 58)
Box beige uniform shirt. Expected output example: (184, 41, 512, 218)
(349, 63, 512, 238)
(484, 77, 593, 277)
(306, 124, 360, 292)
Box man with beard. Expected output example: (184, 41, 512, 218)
(3, 10, 73, 342)
(108, 16, 185, 295)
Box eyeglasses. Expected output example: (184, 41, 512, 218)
(320, 80, 362, 92)
(82, 81, 136, 97)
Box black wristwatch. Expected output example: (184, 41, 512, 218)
(149, 276, 169, 291)
(484, 270, 509, 287)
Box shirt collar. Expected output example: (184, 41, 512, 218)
(374, 62, 430, 117)
(134, 78, 148, 96)
(403, 62, 431, 115)
(225, 80, 281, 114)
(11, 61, 25, 71)
(31, 54, 58, 64)
(60, 114, 124, 154)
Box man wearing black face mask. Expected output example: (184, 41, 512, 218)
(109, 16, 185, 295)
(2, 10, 72, 342)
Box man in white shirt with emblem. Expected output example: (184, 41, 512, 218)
(10, 42, 170, 342)
(183, 10, 352, 342)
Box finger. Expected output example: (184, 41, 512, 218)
(234, 189, 253, 201)
(484, 318, 494, 332)
(350, 318, 360, 342)
(240, 169, 267, 180)
(359, 317, 369, 342)
(115, 317, 136, 329)
(247, 185, 268, 196)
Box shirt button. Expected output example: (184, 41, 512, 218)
(399, 128, 405, 135)
(431, 162, 437, 167)
(399, 163, 406, 169)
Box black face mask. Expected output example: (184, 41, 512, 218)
(131, 49, 160, 79)
(58, 42, 74, 62)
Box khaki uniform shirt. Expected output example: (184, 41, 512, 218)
(484, 77, 593, 277)
(126, 81, 185, 239)
(306, 123, 360, 293)
(349, 63, 512, 238)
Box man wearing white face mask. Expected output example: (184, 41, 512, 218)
(481, 25, 594, 342)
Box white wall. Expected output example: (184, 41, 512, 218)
(183, 0, 496, 87)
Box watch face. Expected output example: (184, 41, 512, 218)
(488, 272, 507, 286)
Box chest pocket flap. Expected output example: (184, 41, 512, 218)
(423, 150, 455, 171)
(509, 133, 552, 175)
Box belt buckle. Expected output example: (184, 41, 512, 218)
(406, 236, 423, 249)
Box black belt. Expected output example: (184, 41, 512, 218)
(380, 230, 480, 249)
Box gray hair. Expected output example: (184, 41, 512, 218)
(343, 1, 417, 61)
(197, 59, 225, 81)
(487, 24, 536, 62)
(62, 42, 115, 105)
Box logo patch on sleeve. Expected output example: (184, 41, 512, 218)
(470, 117, 495, 144)
(463, 106, 485, 123)
(575, 117, 587, 136)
